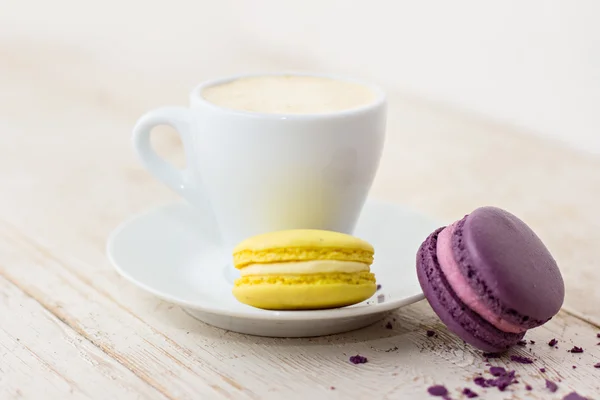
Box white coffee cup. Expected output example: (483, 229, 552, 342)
(132, 72, 386, 253)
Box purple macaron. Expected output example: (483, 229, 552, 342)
(416, 206, 564, 352)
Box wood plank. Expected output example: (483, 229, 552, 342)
(0, 221, 599, 400)
(0, 275, 167, 400)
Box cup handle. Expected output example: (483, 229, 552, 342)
(132, 106, 199, 201)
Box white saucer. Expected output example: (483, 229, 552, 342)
(107, 199, 440, 337)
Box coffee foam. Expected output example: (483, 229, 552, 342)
(201, 75, 377, 114)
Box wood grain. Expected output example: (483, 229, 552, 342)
(0, 221, 257, 400)
(0, 275, 167, 400)
(1, 31, 600, 400)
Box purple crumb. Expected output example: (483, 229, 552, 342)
(385, 321, 393, 330)
(427, 385, 448, 396)
(474, 369, 518, 392)
(594, 363, 600, 368)
(493, 371, 517, 391)
(530, 340, 536, 344)
(569, 346, 584, 353)
(549, 338, 558, 347)
(330, 386, 335, 390)
(597, 333, 600, 338)
(489, 366, 506, 376)
(462, 388, 478, 398)
(473, 377, 487, 388)
(427, 330, 436, 337)
(526, 384, 532, 391)
(517, 340, 527, 346)
(540, 367, 546, 373)
(572, 365, 577, 369)
(376, 284, 382, 291)
(563, 393, 588, 400)
(546, 379, 559, 393)
(349, 355, 368, 364)
(510, 355, 534, 364)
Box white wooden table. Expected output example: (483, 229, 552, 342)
(1, 33, 600, 400)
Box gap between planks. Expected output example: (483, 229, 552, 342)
(562, 306, 600, 330)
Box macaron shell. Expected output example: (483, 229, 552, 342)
(233, 229, 374, 253)
(233, 229, 374, 268)
(417, 228, 525, 352)
(454, 207, 564, 327)
(233, 280, 376, 310)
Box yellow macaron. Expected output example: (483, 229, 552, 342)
(232, 229, 377, 310)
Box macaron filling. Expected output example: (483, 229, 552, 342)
(240, 260, 369, 276)
(436, 222, 525, 334)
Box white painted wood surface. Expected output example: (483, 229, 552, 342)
(1, 29, 600, 400)
(0, 275, 167, 400)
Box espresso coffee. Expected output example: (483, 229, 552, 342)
(201, 75, 377, 114)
